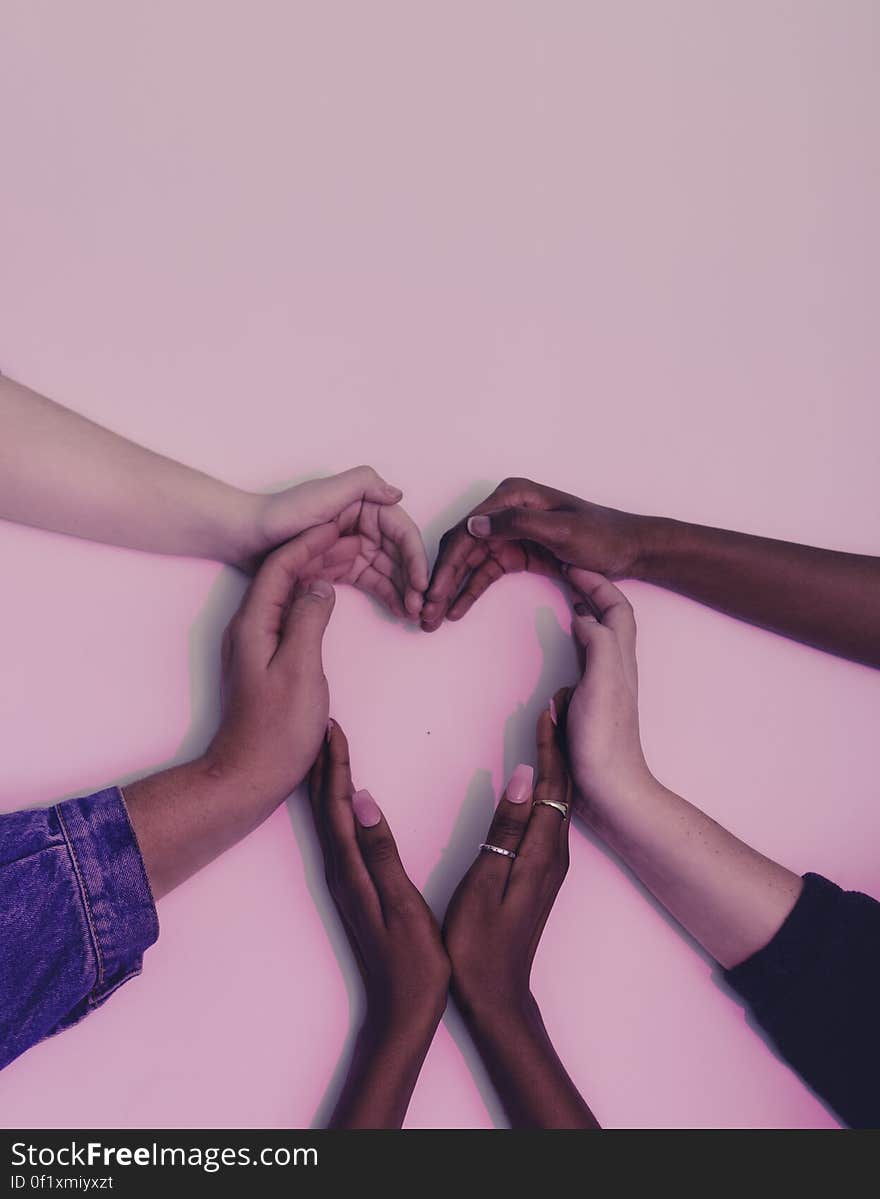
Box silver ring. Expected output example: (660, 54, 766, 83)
(534, 799, 569, 819)
(479, 842, 517, 860)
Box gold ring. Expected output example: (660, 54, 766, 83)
(534, 799, 568, 819)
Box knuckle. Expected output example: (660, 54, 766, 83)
(491, 813, 525, 842)
(363, 834, 398, 865)
(533, 778, 564, 804)
(387, 889, 420, 919)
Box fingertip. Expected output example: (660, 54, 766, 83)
(505, 762, 534, 804)
(308, 578, 335, 600)
(537, 704, 555, 742)
(404, 589, 424, 617)
(352, 789, 383, 828)
(467, 515, 491, 538)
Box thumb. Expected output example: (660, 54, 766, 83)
(306, 465, 403, 517)
(570, 607, 612, 675)
(467, 506, 566, 550)
(276, 578, 336, 671)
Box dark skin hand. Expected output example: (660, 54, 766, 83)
(444, 691, 600, 1129)
(421, 476, 880, 668)
(308, 721, 450, 1130)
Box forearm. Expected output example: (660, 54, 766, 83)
(585, 776, 803, 970)
(632, 515, 880, 668)
(0, 374, 259, 563)
(328, 1017, 439, 1129)
(123, 755, 284, 900)
(460, 995, 599, 1129)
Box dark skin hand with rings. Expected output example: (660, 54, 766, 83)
(308, 699, 598, 1129)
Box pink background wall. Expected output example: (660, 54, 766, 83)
(1, 2, 878, 1128)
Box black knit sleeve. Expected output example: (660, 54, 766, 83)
(724, 872, 880, 1128)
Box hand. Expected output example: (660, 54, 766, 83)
(443, 697, 572, 1018)
(205, 522, 353, 808)
(239, 465, 429, 620)
(421, 477, 647, 630)
(309, 720, 450, 1033)
(564, 568, 653, 817)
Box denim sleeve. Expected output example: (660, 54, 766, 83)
(0, 787, 159, 1071)
(724, 872, 880, 1129)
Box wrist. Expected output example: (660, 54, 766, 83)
(455, 987, 544, 1044)
(199, 744, 290, 816)
(219, 490, 266, 570)
(577, 770, 666, 841)
(452, 978, 538, 1031)
(629, 515, 682, 582)
(361, 1001, 445, 1053)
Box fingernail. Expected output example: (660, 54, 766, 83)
(467, 515, 491, 537)
(506, 763, 534, 804)
(326, 718, 334, 743)
(308, 578, 334, 598)
(352, 789, 382, 827)
(549, 697, 558, 726)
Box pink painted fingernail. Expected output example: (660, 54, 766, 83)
(467, 515, 491, 537)
(506, 763, 534, 804)
(352, 789, 382, 827)
(549, 697, 558, 726)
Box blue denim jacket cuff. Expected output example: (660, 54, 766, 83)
(55, 786, 159, 1008)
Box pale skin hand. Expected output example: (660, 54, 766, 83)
(308, 722, 450, 1130)
(0, 373, 428, 618)
(125, 523, 351, 899)
(564, 568, 803, 971)
(422, 475, 880, 668)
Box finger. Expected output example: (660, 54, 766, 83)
(274, 576, 336, 671)
(363, 546, 399, 581)
(467, 506, 570, 553)
(354, 564, 407, 617)
(306, 465, 403, 514)
(422, 478, 561, 629)
(469, 764, 535, 895)
(421, 523, 479, 630)
(319, 720, 381, 916)
(549, 685, 575, 740)
(308, 733, 332, 858)
(513, 701, 573, 873)
(236, 524, 340, 665)
(445, 554, 506, 621)
(318, 535, 363, 574)
(351, 790, 421, 919)
(568, 568, 638, 694)
(377, 503, 430, 613)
